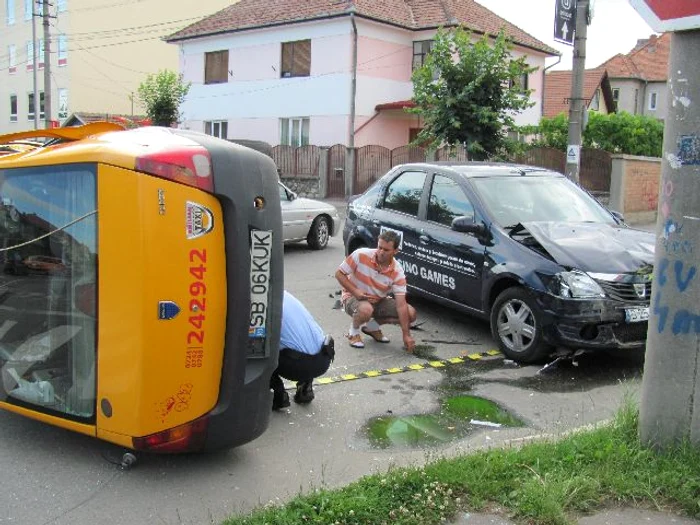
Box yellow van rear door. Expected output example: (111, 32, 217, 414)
(96, 164, 226, 441)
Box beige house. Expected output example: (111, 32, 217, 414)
(0, 0, 232, 134)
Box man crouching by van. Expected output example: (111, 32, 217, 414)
(335, 230, 417, 352)
(271, 291, 335, 410)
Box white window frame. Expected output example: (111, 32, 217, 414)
(24, 0, 31, 20)
(56, 0, 66, 12)
(26, 40, 34, 71)
(612, 88, 620, 111)
(38, 38, 44, 68)
(280, 117, 310, 147)
(6, 0, 16, 24)
(204, 120, 228, 139)
(58, 34, 67, 65)
(648, 91, 658, 111)
(10, 94, 18, 122)
(8, 44, 17, 73)
(57, 88, 68, 119)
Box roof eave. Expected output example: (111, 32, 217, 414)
(166, 12, 559, 56)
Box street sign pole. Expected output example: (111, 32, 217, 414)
(639, 30, 700, 450)
(564, 0, 588, 184)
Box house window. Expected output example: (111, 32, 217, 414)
(24, 0, 30, 19)
(8, 44, 17, 73)
(590, 89, 600, 111)
(26, 40, 33, 71)
(412, 40, 433, 70)
(612, 88, 620, 111)
(58, 35, 67, 66)
(509, 73, 529, 94)
(281, 39, 311, 78)
(204, 120, 228, 139)
(6, 0, 15, 24)
(38, 38, 44, 68)
(27, 91, 44, 120)
(204, 50, 228, 84)
(280, 117, 309, 146)
(649, 91, 658, 111)
(56, 0, 66, 12)
(58, 88, 68, 119)
(10, 95, 18, 122)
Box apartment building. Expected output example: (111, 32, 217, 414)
(0, 0, 232, 134)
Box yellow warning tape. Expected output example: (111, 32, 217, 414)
(284, 350, 502, 389)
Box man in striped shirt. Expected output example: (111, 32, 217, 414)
(335, 230, 417, 352)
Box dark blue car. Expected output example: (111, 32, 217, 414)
(343, 162, 655, 363)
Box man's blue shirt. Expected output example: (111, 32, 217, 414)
(279, 291, 324, 355)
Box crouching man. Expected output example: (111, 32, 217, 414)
(335, 230, 416, 352)
(270, 291, 335, 410)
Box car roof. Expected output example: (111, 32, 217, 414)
(393, 162, 562, 178)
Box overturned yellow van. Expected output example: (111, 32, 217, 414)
(0, 123, 283, 453)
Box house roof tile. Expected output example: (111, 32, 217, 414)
(543, 67, 610, 118)
(599, 33, 669, 82)
(166, 0, 558, 56)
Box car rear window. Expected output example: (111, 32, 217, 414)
(0, 164, 97, 419)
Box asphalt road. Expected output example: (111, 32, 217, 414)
(0, 235, 645, 525)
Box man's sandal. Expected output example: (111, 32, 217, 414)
(361, 327, 390, 343)
(347, 333, 365, 348)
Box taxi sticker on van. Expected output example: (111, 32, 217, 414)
(249, 230, 272, 338)
(185, 201, 214, 240)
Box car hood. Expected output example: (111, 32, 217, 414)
(292, 197, 337, 214)
(519, 222, 655, 273)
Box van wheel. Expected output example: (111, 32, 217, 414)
(307, 216, 330, 250)
(490, 287, 552, 363)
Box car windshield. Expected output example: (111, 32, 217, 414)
(470, 175, 615, 228)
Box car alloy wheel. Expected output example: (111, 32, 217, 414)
(490, 287, 551, 363)
(307, 216, 330, 250)
(496, 298, 536, 353)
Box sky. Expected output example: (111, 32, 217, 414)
(474, 0, 656, 70)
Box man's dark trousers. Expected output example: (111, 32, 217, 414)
(269, 348, 332, 395)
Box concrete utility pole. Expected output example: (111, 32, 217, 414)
(31, 0, 39, 130)
(346, 8, 358, 198)
(640, 30, 700, 449)
(564, 0, 588, 184)
(42, 0, 52, 128)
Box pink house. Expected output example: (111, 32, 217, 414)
(166, 0, 558, 149)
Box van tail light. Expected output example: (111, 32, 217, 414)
(135, 146, 213, 192)
(132, 415, 208, 453)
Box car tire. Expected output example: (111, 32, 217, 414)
(307, 216, 330, 250)
(490, 287, 552, 363)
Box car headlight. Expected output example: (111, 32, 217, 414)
(551, 270, 604, 299)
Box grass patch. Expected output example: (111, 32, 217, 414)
(223, 402, 700, 525)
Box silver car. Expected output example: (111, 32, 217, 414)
(279, 182, 340, 250)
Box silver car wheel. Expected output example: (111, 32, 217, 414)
(316, 219, 329, 245)
(496, 299, 536, 353)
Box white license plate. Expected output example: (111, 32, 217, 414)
(249, 230, 272, 338)
(625, 307, 649, 323)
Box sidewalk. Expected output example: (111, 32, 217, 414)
(451, 507, 700, 524)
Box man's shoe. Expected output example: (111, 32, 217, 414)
(347, 333, 364, 348)
(272, 390, 290, 410)
(294, 381, 315, 404)
(361, 327, 390, 343)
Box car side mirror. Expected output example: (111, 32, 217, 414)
(451, 214, 486, 236)
(288, 190, 297, 201)
(609, 209, 625, 225)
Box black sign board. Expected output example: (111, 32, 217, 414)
(554, 0, 577, 45)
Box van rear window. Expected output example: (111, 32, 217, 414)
(0, 164, 97, 420)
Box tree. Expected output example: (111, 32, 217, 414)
(137, 70, 191, 127)
(410, 28, 536, 160)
